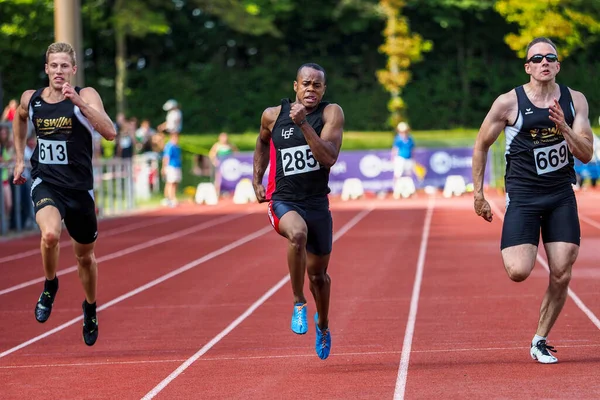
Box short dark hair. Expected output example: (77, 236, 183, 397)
(525, 37, 558, 59)
(297, 63, 326, 83)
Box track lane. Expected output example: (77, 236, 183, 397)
(0, 210, 357, 399)
(404, 197, 600, 399)
(147, 208, 428, 400)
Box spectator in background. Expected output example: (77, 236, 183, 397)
(161, 131, 182, 207)
(0, 125, 13, 218)
(391, 121, 415, 187)
(136, 119, 156, 153)
(1, 99, 17, 122)
(158, 99, 182, 134)
(208, 132, 238, 196)
(116, 118, 135, 159)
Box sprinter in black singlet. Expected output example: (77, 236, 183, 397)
(472, 37, 593, 364)
(253, 63, 344, 360)
(12, 42, 116, 346)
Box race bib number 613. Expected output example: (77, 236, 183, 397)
(533, 140, 568, 175)
(281, 144, 320, 176)
(38, 138, 68, 165)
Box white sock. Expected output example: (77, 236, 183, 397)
(532, 334, 546, 346)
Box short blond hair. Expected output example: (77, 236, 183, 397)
(46, 42, 77, 65)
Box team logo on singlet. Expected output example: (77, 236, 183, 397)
(35, 116, 73, 136)
(529, 126, 562, 143)
(281, 127, 294, 139)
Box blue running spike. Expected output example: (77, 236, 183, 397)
(314, 313, 331, 360)
(291, 303, 308, 334)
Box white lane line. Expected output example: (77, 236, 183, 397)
(0, 216, 183, 264)
(393, 196, 435, 400)
(6, 343, 600, 370)
(488, 199, 600, 330)
(0, 224, 272, 359)
(579, 213, 600, 231)
(141, 207, 374, 400)
(0, 213, 247, 296)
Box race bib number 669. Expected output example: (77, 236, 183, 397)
(281, 144, 320, 176)
(38, 138, 68, 165)
(533, 140, 568, 175)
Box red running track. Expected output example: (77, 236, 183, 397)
(1, 192, 599, 399)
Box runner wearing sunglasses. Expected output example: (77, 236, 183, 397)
(472, 37, 593, 364)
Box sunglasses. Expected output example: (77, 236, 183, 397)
(526, 53, 559, 64)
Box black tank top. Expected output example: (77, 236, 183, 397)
(504, 84, 576, 193)
(29, 87, 95, 190)
(266, 99, 331, 202)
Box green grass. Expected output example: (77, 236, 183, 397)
(179, 128, 480, 155)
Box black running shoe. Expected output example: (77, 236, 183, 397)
(35, 278, 59, 323)
(82, 301, 98, 346)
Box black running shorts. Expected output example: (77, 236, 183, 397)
(267, 197, 333, 256)
(500, 186, 580, 250)
(30, 179, 98, 244)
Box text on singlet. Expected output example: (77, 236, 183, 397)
(280, 144, 320, 176)
(533, 140, 568, 175)
(38, 138, 68, 165)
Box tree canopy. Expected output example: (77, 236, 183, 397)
(1, 0, 599, 132)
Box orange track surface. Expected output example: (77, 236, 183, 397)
(1, 190, 599, 399)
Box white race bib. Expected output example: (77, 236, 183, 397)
(533, 140, 568, 175)
(280, 144, 320, 176)
(38, 138, 68, 165)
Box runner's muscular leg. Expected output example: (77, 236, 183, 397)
(501, 244, 538, 282)
(307, 252, 331, 329)
(278, 211, 308, 305)
(72, 239, 98, 304)
(536, 242, 578, 337)
(36, 206, 63, 280)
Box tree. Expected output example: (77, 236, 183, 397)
(0, 0, 55, 99)
(376, 0, 431, 127)
(495, 0, 600, 58)
(112, 0, 169, 116)
(192, 0, 294, 37)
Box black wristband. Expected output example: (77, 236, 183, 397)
(299, 119, 307, 126)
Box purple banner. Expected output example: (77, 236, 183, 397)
(218, 148, 490, 194)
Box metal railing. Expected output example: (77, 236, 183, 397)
(0, 153, 160, 237)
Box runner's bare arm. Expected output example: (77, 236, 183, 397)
(550, 90, 593, 163)
(473, 92, 515, 200)
(253, 106, 279, 201)
(300, 104, 344, 168)
(11, 90, 35, 184)
(77, 87, 117, 141)
(12, 90, 35, 164)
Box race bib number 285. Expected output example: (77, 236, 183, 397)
(533, 140, 568, 175)
(281, 144, 320, 176)
(38, 138, 68, 165)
